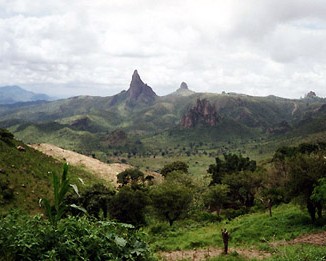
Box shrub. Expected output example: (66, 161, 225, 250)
(0, 212, 154, 260)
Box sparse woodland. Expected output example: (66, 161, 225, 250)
(0, 128, 325, 260)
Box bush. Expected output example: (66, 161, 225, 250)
(0, 129, 14, 144)
(0, 212, 155, 260)
(108, 186, 150, 227)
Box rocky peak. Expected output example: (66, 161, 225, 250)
(179, 82, 188, 90)
(174, 82, 194, 97)
(305, 91, 317, 99)
(181, 98, 219, 128)
(126, 70, 157, 106)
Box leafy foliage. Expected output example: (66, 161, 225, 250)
(66, 183, 115, 219)
(207, 153, 256, 185)
(0, 128, 14, 144)
(206, 153, 260, 212)
(272, 143, 326, 222)
(160, 160, 189, 177)
(108, 186, 150, 227)
(311, 178, 326, 204)
(0, 212, 154, 260)
(150, 179, 193, 226)
(117, 168, 145, 187)
(203, 184, 230, 216)
(41, 163, 83, 227)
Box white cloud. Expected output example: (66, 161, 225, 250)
(0, 0, 325, 98)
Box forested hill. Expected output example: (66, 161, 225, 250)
(0, 71, 325, 155)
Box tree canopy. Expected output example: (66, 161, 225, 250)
(160, 161, 189, 177)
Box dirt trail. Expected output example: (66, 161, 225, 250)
(159, 247, 271, 261)
(30, 143, 131, 186)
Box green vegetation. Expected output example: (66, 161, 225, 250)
(160, 160, 189, 177)
(146, 204, 325, 253)
(117, 168, 145, 186)
(0, 213, 153, 260)
(109, 186, 150, 227)
(150, 174, 193, 226)
(1, 128, 326, 260)
(0, 159, 153, 260)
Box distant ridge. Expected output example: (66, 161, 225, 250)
(0, 85, 51, 104)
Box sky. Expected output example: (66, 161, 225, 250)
(1, 0, 326, 99)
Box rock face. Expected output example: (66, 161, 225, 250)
(126, 70, 157, 106)
(179, 82, 188, 90)
(181, 98, 219, 128)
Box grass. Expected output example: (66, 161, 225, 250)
(146, 204, 325, 253)
(266, 244, 326, 261)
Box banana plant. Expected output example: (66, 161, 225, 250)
(41, 163, 85, 227)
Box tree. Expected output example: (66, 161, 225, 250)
(160, 161, 189, 177)
(286, 153, 325, 222)
(150, 180, 192, 226)
(311, 178, 326, 205)
(117, 168, 144, 187)
(273, 144, 326, 222)
(0, 128, 14, 145)
(204, 184, 230, 216)
(221, 170, 262, 208)
(207, 153, 256, 185)
(108, 186, 149, 227)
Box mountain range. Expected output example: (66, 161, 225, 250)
(0, 86, 52, 105)
(0, 70, 325, 156)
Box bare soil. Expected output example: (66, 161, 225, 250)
(159, 247, 271, 261)
(29, 143, 161, 186)
(273, 231, 326, 246)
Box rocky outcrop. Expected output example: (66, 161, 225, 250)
(173, 82, 195, 97)
(181, 98, 219, 128)
(179, 82, 188, 90)
(125, 70, 157, 107)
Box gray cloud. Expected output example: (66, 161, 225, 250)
(0, 0, 325, 98)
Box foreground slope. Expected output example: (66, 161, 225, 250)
(0, 130, 159, 214)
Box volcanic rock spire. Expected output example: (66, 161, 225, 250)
(126, 70, 157, 107)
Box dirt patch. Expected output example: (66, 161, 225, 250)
(272, 231, 326, 246)
(159, 247, 271, 261)
(30, 143, 135, 186)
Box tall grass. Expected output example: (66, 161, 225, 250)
(146, 204, 325, 253)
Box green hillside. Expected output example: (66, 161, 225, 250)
(0, 71, 325, 164)
(0, 129, 105, 215)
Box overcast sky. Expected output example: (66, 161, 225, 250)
(1, 0, 326, 99)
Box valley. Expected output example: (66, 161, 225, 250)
(0, 71, 326, 260)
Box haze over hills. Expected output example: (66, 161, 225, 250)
(0, 85, 52, 105)
(0, 70, 325, 157)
